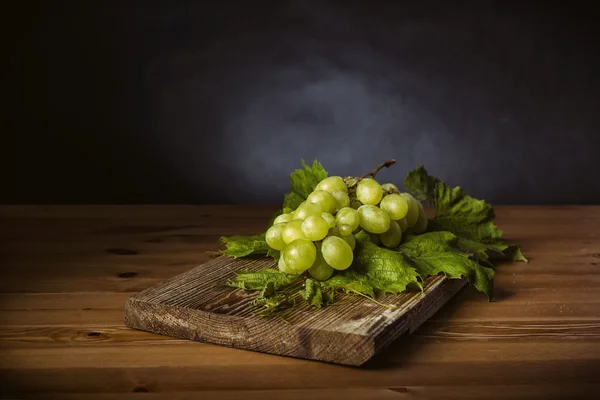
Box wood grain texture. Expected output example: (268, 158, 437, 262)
(124, 256, 466, 366)
(1, 205, 599, 399)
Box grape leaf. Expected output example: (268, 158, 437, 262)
(266, 248, 280, 262)
(228, 270, 302, 319)
(219, 235, 269, 258)
(249, 294, 285, 308)
(225, 268, 299, 291)
(283, 159, 328, 211)
(299, 278, 334, 308)
(457, 238, 527, 265)
(248, 293, 294, 318)
(502, 245, 528, 263)
(400, 232, 495, 300)
(404, 166, 526, 262)
(322, 270, 376, 298)
(352, 231, 423, 295)
(457, 238, 500, 267)
(258, 281, 277, 298)
(405, 166, 500, 243)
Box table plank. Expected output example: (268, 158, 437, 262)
(1, 360, 599, 393)
(25, 385, 600, 400)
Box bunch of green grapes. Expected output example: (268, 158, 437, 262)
(265, 176, 428, 280)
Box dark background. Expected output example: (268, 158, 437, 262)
(4, 0, 600, 205)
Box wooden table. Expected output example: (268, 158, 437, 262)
(0, 205, 599, 399)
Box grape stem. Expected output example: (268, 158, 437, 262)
(359, 159, 396, 180)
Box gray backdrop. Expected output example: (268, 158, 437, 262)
(5, 0, 599, 204)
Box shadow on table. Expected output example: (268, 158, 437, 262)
(361, 282, 517, 370)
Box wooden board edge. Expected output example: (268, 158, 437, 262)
(123, 296, 375, 366)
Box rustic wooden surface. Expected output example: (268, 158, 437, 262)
(1, 205, 599, 399)
(124, 256, 466, 366)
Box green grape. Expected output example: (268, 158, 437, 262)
(293, 202, 323, 220)
(380, 220, 402, 249)
(345, 234, 357, 250)
(282, 220, 305, 244)
(301, 215, 329, 241)
(350, 199, 363, 210)
(369, 233, 382, 245)
(356, 178, 383, 205)
(330, 190, 350, 211)
(316, 176, 348, 193)
(358, 205, 391, 234)
(379, 194, 409, 220)
(328, 227, 356, 250)
(335, 207, 360, 231)
(307, 190, 336, 214)
(321, 236, 353, 270)
(282, 238, 317, 273)
(308, 251, 334, 281)
(381, 183, 399, 193)
(278, 255, 298, 274)
(338, 224, 353, 236)
(273, 213, 293, 225)
(320, 212, 336, 229)
(397, 217, 408, 232)
(411, 201, 429, 234)
(265, 223, 287, 250)
(400, 193, 419, 227)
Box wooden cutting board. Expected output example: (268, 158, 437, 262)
(124, 255, 466, 366)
